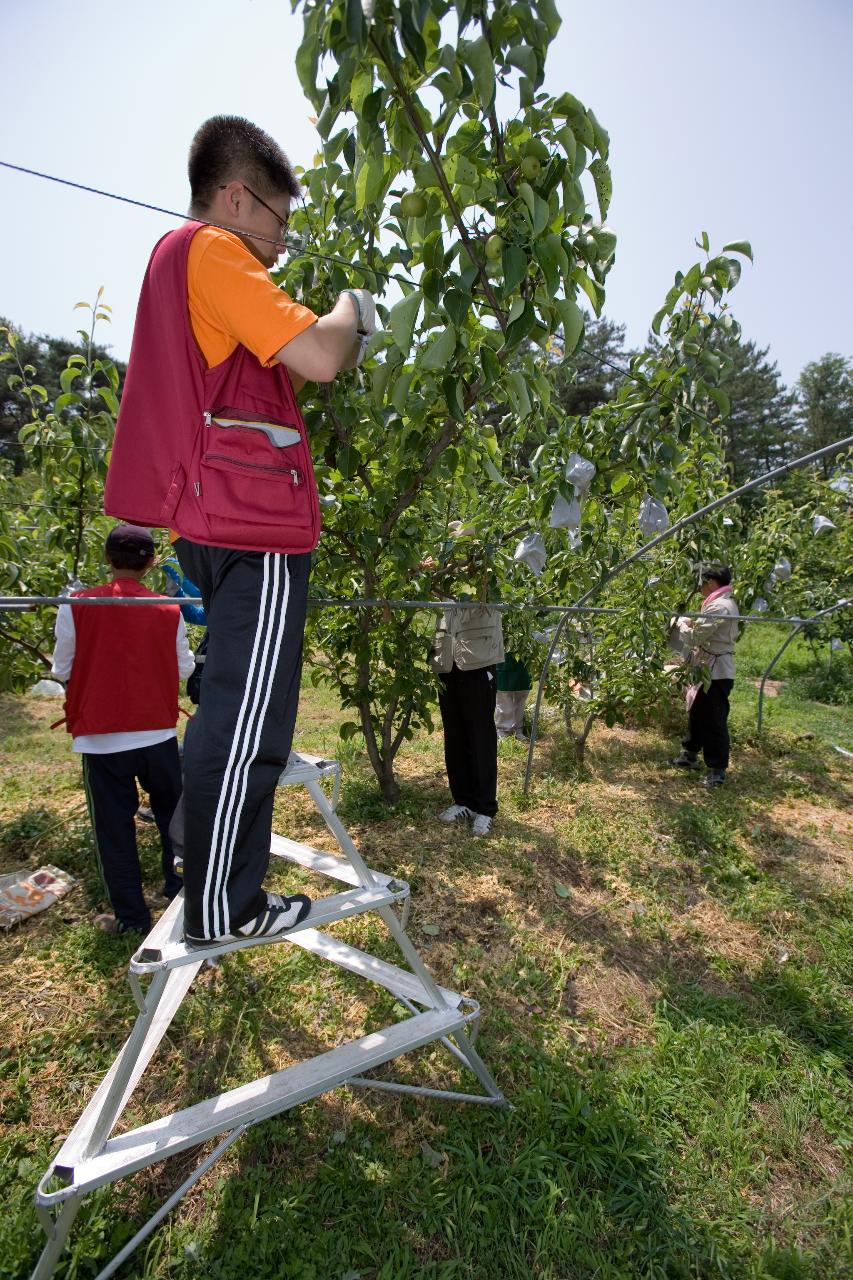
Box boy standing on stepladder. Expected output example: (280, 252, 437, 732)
(104, 116, 376, 947)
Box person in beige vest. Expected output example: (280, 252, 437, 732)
(431, 603, 505, 834)
(670, 564, 739, 787)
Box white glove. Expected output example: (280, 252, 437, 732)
(342, 288, 377, 336)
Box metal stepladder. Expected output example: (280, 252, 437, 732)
(31, 753, 506, 1280)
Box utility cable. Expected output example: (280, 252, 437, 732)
(0, 160, 416, 287)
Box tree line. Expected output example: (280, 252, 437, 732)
(1, 310, 848, 490)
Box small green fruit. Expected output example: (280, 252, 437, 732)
(400, 192, 427, 218)
(485, 233, 504, 260)
(520, 155, 541, 181)
(523, 138, 550, 163)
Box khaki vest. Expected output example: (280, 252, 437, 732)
(431, 605, 505, 673)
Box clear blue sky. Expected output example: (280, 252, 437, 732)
(2, 0, 851, 386)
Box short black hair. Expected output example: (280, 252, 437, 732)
(188, 115, 300, 209)
(106, 545, 155, 571)
(701, 563, 732, 587)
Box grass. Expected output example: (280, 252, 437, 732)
(0, 675, 851, 1280)
(731, 623, 853, 749)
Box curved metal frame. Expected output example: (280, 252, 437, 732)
(523, 433, 853, 794)
(756, 599, 851, 733)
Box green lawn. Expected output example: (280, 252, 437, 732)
(0, 676, 851, 1280)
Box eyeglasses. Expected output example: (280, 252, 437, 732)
(219, 183, 290, 240)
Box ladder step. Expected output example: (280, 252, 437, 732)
(277, 752, 341, 787)
(288, 928, 463, 1010)
(269, 833, 393, 888)
(55, 1007, 468, 1197)
(130, 884, 408, 974)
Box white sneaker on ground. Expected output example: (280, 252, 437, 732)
(471, 813, 493, 836)
(438, 804, 472, 823)
(184, 892, 311, 949)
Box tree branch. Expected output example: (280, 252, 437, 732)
(369, 31, 508, 333)
(0, 625, 51, 669)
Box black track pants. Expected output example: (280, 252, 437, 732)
(683, 678, 734, 770)
(174, 540, 310, 939)
(82, 738, 183, 931)
(438, 663, 498, 818)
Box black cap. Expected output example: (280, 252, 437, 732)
(105, 523, 156, 560)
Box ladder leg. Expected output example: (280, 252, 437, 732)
(81, 969, 170, 1158)
(306, 780, 380, 889)
(448, 1027, 509, 1106)
(30, 1196, 82, 1280)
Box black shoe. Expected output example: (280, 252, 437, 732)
(184, 892, 311, 949)
(669, 751, 700, 769)
(700, 769, 726, 787)
(162, 879, 183, 901)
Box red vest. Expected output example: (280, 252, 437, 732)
(64, 581, 180, 737)
(103, 223, 321, 554)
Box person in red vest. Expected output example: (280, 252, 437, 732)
(51, 524, 196, 934)
(103, 116, 376, 948)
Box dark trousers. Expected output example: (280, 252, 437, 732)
(174, 540, 310, 940)
(438, 663, 498, 817)
(683, 678, 734, 770)
(82, 738, 183, 931)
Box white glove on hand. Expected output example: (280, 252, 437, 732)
(342, 288, 377, 336)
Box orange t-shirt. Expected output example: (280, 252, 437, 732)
(187, 225, 317, 367)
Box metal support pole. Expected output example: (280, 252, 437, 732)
(757, 599, 851, 733)
(523, 434, 853, 795)
(93, 1127, 247, 1280)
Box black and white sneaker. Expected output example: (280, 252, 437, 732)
(700, 769, 726, 788)
(184, 892, 311, 949)
(669, 751, 700, 770)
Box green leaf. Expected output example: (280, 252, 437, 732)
(722, 240, 753, 262)
(506, 370, 532, 418)
(651, 306, 669, 336)
(588, 109, 609, 158)
(443, 288, 471, 329)
(507, 44, 537, 81)
(534, 239, 560, 297)
(390, 369, 414, 415)
(480, 344, 501, 389)
(554, 882, 571, 899)
(389, 290, 423, 355)
(553, 90, 586, 120)
(355, 152, 385, 210)
(595, 225, 617, 260)
(422, 922, 440, 936)
(502, 244, 528, 294)
(555, 124, 576, 168)
(538, 0, 562, 37)
(505, 301, 537, 351)
(484, 456, 504, 485)
(462, 36, 496, 110)
(610, 469, 632, 494)
(442, 375, 466, 421)
(371, 359, 394, 411)
(589, 158, 612, 219)
(421, 324, 457, 371)
(571, 267, 603, 316)
(555, 297, 584, 353)
(518, 180, 536, 222)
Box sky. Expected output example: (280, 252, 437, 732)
(1, 0, 851, 387)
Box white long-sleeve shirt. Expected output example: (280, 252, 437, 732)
(51, 603, 196, 754)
